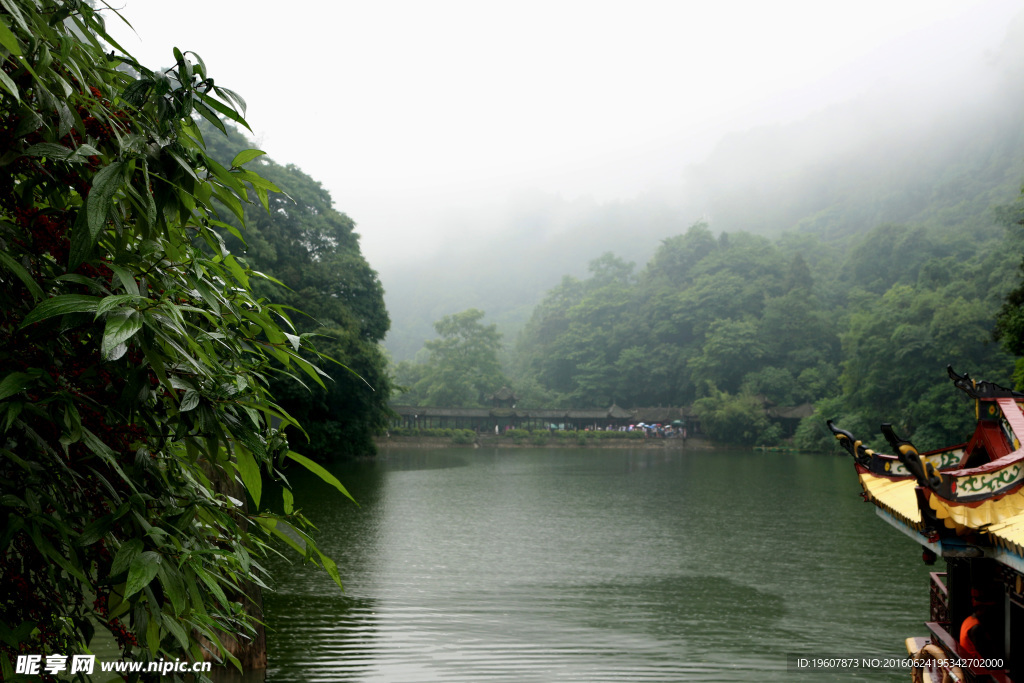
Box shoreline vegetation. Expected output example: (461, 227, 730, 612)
(375, 428, 721, 449)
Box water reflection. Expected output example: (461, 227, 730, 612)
(241, 457, 388, 683)
(214, 448, 933, 682)
(375, 449, 469, 472)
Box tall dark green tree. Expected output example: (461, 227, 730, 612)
(199, 123, 392, 459)
(992, 195, 1024, 388)
(396, 309, 507, 408)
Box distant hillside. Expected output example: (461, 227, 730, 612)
(687, 63, 1024, 244)
(381, 193, 691, 360)
(381, 12, 1024, 361)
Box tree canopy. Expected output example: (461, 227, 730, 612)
(1, 2, 350, 678)
(196, 121, 392, 460)
(394, 308, 507, 408)
(505, 209, 1016, 447)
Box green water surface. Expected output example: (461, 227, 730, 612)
(225, 447, 935, 682)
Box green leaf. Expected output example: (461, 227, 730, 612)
(101, 310, 142, 360)
(80, 428, 133, 489)
(173, 46, 191, 81)
(233, 399, 308, 439)
(157, 564, 187, 616)
(0, 17, 22, 56)
(203, 154, 244, 194)
(233, 169, 280, 192)
(68, 143, 103, 162)
(125, 551, 161, 598)
(209, 219, 246, 247)
(292, 354, 328, 390)
(180, 390, 200, 412)
(254, 271, 289, 289)
(193, 98, 227, 136)
(255, 186, 269, 211)
(2, 401, 23, 432)
(235, 445, 261, 508)
(55, 273, 107, 293)
(282, 487, 294, 514)
(19, 294, 101, 327)
(0, 0, 30, 36)
(12, 106, 40, 137)
(214, 85, 247, 116)
(191, 565, 230, 610)
(96, 293, 142, 316)
(146, 614, 160, 656)
(110, 538, 144, 577)
(195, 89, 250, 131)
(0, 67, 18, 101)
(211, 183, 245, 224)
(0, 250, 44, 300)
(166, 148, 202, 184)
(86, 161, 126, 240)
(33, 531, 87, 582)
(67, 207, 92, 271)
(230, 149, 266, 168)
(23, 142, 73, 159)
(161, 613, 190, 652)
(223, 254, 249, 289)
(76, 514, 114, 546)
(285, 451, 356, 505)
(108, 263, 140, 296)
(257, 517, 306, 555)
(0, 372, 34, 401)
(316, 547, 343, 590)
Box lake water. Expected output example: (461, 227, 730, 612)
(234, 447, 937, 682)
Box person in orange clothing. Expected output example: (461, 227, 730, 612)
(959, 587, 999, 660)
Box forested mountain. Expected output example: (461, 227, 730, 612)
(199, 122, 393, 459)
(383, 12, 1024, 368)
(382, 192, 688, 360)
(507, 216, 1020, 450)
(392, 15, 1024, 451)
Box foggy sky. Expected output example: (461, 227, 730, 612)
(103, 0, 1023, 271)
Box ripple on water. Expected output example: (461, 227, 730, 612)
(244, 450, 925, 683)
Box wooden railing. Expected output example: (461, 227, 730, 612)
(925, 620, 1013, 682)
(929, 572, 949, 624)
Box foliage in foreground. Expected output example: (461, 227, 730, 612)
(197, 121, 393, 460)
(1, 2, 349, 679)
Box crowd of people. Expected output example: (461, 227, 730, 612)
(496, 423, 689, 438)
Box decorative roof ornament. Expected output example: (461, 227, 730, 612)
(947, 364, 1024, 400)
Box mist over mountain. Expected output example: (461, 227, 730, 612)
(688, 19, 1024, 243)
(380, 10, 1024, 361)
(381, 191, 692, 360)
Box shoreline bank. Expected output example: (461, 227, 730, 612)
(374, 434, 718, 450)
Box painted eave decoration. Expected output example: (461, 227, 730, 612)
(829, 367, 1024, 562)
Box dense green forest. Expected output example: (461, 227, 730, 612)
(518, 218, 1022, 450)
(383, 11, 1024, 370)
(390, 13, 1024, 452)
(196, 123, 393, 459)
(393, 208, 1023, 451)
